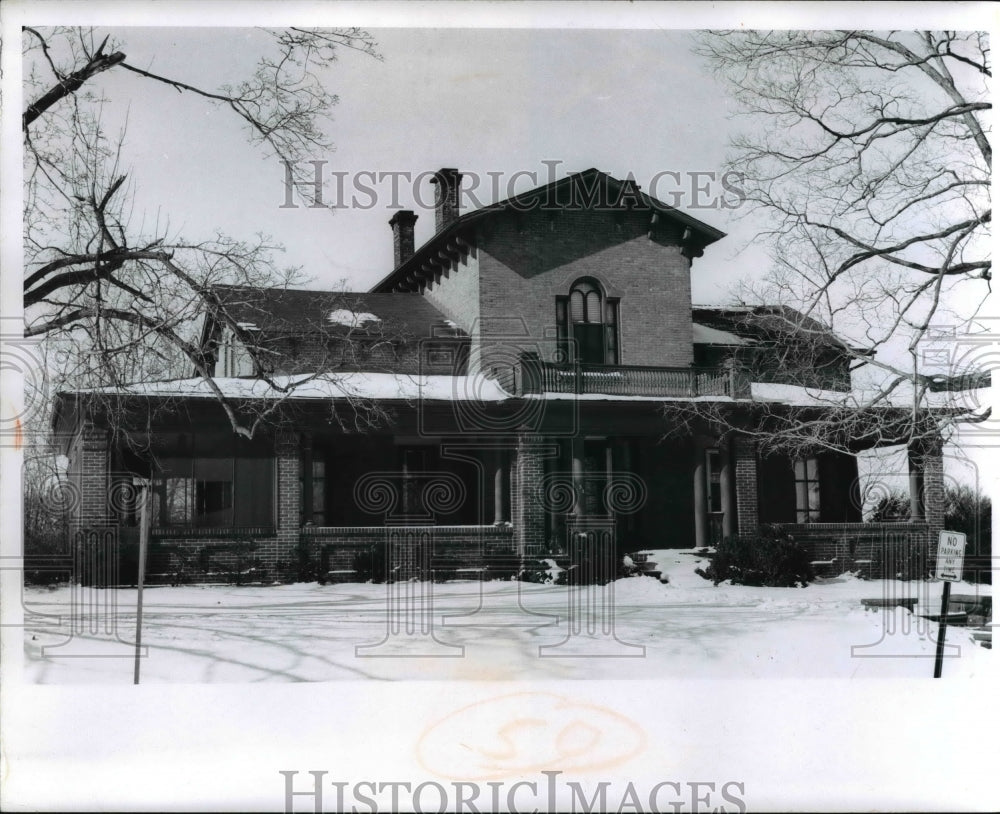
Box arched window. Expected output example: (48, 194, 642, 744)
(570, 279, 602, 324)
(556, 278, 619, 364)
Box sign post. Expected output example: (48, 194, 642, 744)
(133, 482, 150, 685)
(933, 530, 967, 679)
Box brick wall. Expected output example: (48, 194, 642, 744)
(275, 430, 301, 562)
(513, 432, 548, 556)
(302, 525, 516, 578)
(72, 422, 109, 528)
(777, 522, 930, 580)
(421, 249, 481, 340)
(733, 436, 759, 536)
(476, 208, 695, 374)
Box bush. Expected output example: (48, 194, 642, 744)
(352, 539, 395, 583)
(276, 540, 320, 584)
(517, 558, 565, 585)
(696, 531, 815, 587)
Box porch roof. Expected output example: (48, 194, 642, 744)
(54, 373, 981, 409)
(54, 373, 510, 403)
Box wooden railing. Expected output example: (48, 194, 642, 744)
(507, 353, 750, 398)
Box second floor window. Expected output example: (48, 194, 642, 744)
(556, 278, 619, 364)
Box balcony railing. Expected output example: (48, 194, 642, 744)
(502, 353, 750, 398)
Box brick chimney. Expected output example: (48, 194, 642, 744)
(430, 168, 463, 232)
(389, 209, 418, 268)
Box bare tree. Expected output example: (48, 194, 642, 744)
(22, 27, 384, 439)
(692, 30, 991, 452)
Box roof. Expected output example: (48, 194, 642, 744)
(372, 168, 726, 293)
(692, 322, 753, 346)
(206, 285, 465, 338)
(691, 305, 863, 353)
(54, 373, 508, 403)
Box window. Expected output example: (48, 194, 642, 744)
(794, 457, 821, 523)
(217, 329, 254, 377)
(302, 457, 326, 526)
(401, 446, 431, 516)
(150, 434, 274, 528)
(556, 278, 619, 364)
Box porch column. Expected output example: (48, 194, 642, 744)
(692, 439, 708, 548)
(493, 449, 510, 524)
(75, 422, 110, 528)
(571, 436, 585, 516)
(720, 438, 735, 540)
(907, 444, 925, 521)
(275, 430, 301, 557)
(733, 436, 759, 537)
(513, 432, 547, 556)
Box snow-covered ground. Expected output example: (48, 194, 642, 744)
(21, 549, 993, 682)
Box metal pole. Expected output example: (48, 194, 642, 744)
(933, 580, 951, 679)
(133, 483, 149, 685)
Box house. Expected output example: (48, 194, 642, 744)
(52, 168, 945, 583)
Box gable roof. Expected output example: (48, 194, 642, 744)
(204, 284, 465, 339)
(371, 168, 726, 293)
(691, 305, 864, 353)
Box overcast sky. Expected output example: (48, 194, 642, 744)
(68, 26, 766, 302)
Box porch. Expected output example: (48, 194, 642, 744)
(71, 414, 946, 583)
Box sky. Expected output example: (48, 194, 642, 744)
(57, 26, 766, 302)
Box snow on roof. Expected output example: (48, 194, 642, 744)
(66, 373, 510, 402)
(750, 381, 992, 409)
(692, 322, 753, 346)
(750, 382, 851, 405)
(327, 309, 381, 328)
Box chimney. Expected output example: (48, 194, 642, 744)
(430, 168, 463, 232)
(389, 209, 418, 268)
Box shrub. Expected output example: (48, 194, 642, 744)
(517, 558, 566, 585)
(352, 539, 395, 583)
(276, 540, 320, 584)
(696, 531, 815, 587)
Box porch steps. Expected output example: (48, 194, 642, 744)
(630, 551, 664, 582)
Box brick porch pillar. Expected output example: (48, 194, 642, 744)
(75, 422, 109, 528)
(513, 431, 547, 557)
(275, 430, 301, 559)
(733, 436, 759, 537)
(922, 438, 945, 547)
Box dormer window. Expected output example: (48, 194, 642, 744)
(556, 278, 619, 364)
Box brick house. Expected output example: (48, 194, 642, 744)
(52, 168, 945, 583)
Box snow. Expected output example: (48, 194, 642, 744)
(21, 549, 992, 682)
(750, 381, 848, 404)
(692, 322, 753, 346)
(64, 372, 510, 402)
(326, 309, 381, 327)
(751, 380, 992, 408)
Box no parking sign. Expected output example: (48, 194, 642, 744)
(935, 530, 967, 582)
(933, 530, 968, 678)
